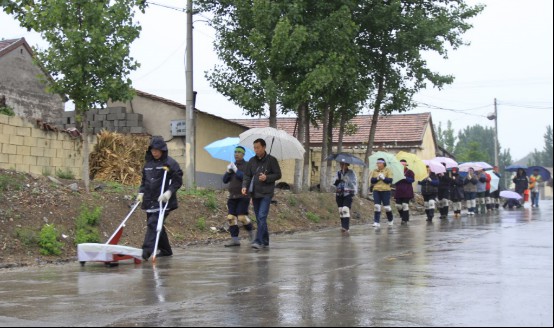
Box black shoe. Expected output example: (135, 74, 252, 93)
(142, 250, 150, 261)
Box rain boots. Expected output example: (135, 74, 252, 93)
(425, 209, 434, 222)
(340, 218, 350, 233)
(399, 210, 410, 224)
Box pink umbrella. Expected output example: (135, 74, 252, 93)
(423, 160, 447, 174)
(432, 157, 458, 169)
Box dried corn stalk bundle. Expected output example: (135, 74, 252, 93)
(89, 130, 150, 185)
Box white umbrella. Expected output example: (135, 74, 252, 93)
(238, 127, 305, 160)
(486, 170, 500, 192)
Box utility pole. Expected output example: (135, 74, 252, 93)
(494, 98, 499, 167)
(487, 98, 500, 168)
(185, 0, 195, 190)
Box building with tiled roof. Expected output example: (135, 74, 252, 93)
(233, 112, 438, 154)
(109, 90, 253, 189)
(234, 113, 440, 186)
(0, 37, 64, 122)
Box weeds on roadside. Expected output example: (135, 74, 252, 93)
(0, 175, 24, 192)
(41, 167, 52, 177)
(15, 227, 38, 246)
(306, 212, 320, 223)
(56, 168, 75, 180)
(287, 195, 298, 207)
(196, 217, 206, 231)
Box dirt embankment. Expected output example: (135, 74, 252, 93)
(1, 169, 390, 269)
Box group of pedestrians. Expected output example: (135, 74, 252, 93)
(133, 136, 544, 256)
(334, 159, 507, 232)
(510, 168, 543, 208)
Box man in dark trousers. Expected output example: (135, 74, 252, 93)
(222, 146, 254, 247)
(136, 136, 183, 260)
(394, 159, 415, 225)
(242, 138, 282, 250)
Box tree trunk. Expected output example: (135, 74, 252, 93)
(338, 112, 346, 153)
(362, 76, 385, 198)
(319, 106, 330, 192)
(269, 97, 277, 128)
(326, 109, 335, 190)
(293, 104, 306, 193)
(302, 105, 311, 191)
(82, 115, 90, 193)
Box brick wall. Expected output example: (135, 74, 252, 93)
(57, 107, 146, 135)
(0, 114, 95, 179)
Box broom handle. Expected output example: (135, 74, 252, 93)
(105, 201, 140, 245)
(152, 167, 170, 263)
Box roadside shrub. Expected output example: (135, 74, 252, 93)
(38, 224, 63, 255)
(0, 106, 15, 116)
(74, 205, 102, 244)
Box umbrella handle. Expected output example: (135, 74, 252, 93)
(268, 137, 275, 156)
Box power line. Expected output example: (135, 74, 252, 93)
(414, 102, 489, 118)
(497, 102, 553, 110)
(146, 1, 186, 12)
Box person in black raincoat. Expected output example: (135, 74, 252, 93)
(136, 136, 183, 260)
(418, 166, 439, 222)
(512, 168, 528, 205)
(449, 167, 465, 218)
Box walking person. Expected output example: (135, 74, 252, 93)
(475, 168, 488, 214)
(491, 166, 502, 210)
(484, 170, 493, 213)
(449, 167, 465, 218)
(242, 138, 282, 250)
(463, 167, 478, 215)
(333, 162, 358, 234)
(529, 169, 543, 208)
(418, 165, 439, 222)
(437, 164, 452, 219)
(222, 146, 254, 247)
(136, 136, 183, 260)
(370, 158, 394, 228)
(394, 159, 415, 225)
(512, 168, 528, 205)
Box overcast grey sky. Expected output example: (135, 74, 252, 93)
(1, 0, 552, 161)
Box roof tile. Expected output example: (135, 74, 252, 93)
(232, 113, 431, 145)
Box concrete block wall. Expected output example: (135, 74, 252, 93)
(0, 114, 95, 179)
(57, 107, 147, 135)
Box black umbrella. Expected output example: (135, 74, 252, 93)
(326, 153, 366, 166)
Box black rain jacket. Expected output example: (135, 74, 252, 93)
(139, 137, 183, 212)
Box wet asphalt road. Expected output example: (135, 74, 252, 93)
(0, 202, 552, 327)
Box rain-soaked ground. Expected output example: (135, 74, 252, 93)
(1, 202, 552, 327)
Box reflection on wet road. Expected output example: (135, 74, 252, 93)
(1, 203, 552, 327)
